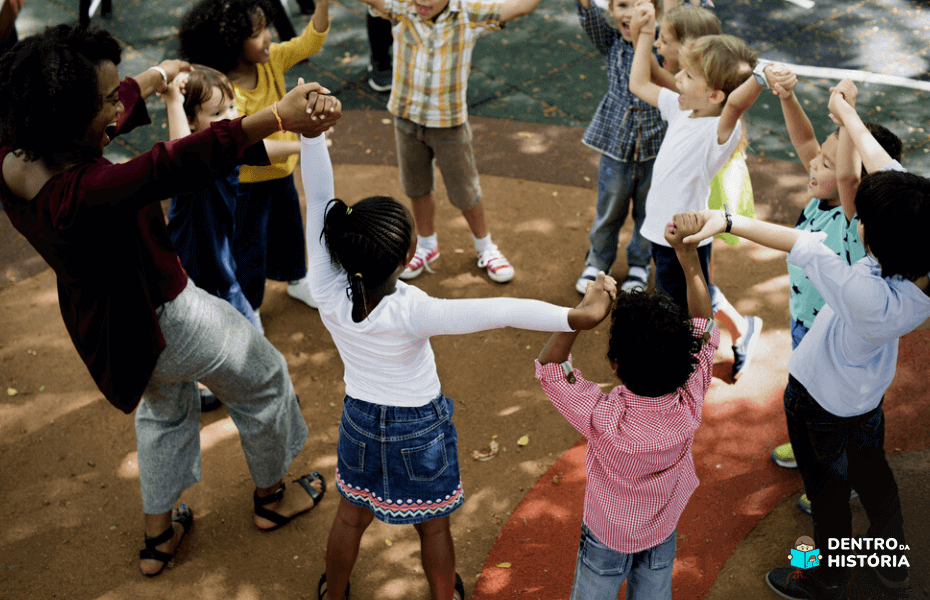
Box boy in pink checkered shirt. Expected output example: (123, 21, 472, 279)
(355, 0, 543, 284)
(536, 212, 718, 600)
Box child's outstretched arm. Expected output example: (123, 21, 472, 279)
(629, 0, 661, 107)
(501, 0, 543, 23)
(681, 209, 801, 254)
(539, 272, 617, 365)
(828, 79, 894, 175)
(311, 0, 330, 35)
(665, 213, 712, 321)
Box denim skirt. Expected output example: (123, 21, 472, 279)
(335, 393, 464, 524)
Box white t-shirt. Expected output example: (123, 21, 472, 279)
(300, 134, 573, 407)
(641, 87, 743, 247)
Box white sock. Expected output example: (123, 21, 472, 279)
(474, 234, 493, 254)
(627, 266, 648, 282)
(418, 233, 438, 251)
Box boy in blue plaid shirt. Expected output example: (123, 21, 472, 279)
(573, 0, 665, 295)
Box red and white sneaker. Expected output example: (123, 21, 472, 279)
(478, 245, 514, 283)
(400, 245, 440, 280)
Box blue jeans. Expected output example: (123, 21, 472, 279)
(569, 525, 675, 600)
(784, 375, 905, 586)
(651, 244, 712, 310)
(585, 154, 653, 274)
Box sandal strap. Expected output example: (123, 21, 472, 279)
(295, 472, 326, 505)
(139, 546, 173, 563)
(253, 484, 289, 526)
(143, 523, 176, 549)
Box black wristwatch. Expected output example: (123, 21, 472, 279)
(723, 203, 733, 233)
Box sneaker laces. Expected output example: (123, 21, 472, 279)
(478, 245, 510, 271)
(409, 246, 437, 274)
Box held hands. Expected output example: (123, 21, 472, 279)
(158, 72, 189, 103)
(277, 79, 343, 137)
(569, 272, 617, 330)
(670, 210, 726, 246)
(766, 64, 796, 98)
(157, 59, 193, 84)
(631, 0, 655, 40)
(828, 79, 857, 125)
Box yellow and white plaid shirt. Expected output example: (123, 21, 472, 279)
(380, 0, 503, 128)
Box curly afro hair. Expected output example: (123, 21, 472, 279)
(606, 289, 703, 398)
(178, 0, 277, 74)
(0, 25, 121, 165)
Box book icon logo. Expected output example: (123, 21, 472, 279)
(789, 536, 822, 569)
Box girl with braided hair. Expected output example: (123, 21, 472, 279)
(301, 132, 617, 600)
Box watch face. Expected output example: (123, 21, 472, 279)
(754, 71, 768, 88)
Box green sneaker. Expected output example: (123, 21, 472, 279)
(798, 490, 859, 515)
(771, 442, 797, 469)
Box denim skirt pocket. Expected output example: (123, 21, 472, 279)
(338, 425, 366, 472)
(402, 432, 448, 482)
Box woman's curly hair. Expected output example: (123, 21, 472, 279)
(0, 25, 121, 165)
(178, 0, 277, 74)
(607, 290, 703, 397)
(322, 196, 413, 323)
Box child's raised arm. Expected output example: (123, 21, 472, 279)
(539, 272, 617, 364)
(501, 0, 544, 23)
(717, 61, 776, 144)
(769, 65, 821, 169)
(828, 79, 894, 175)
(161, 76, 193, 142)
(831, 85, 862, 223)
(629, 0, 661, 107)
(665, 213, 712, 321)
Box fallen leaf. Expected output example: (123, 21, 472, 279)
(517, 435, 529, 446)
(517, 132, 532, 138)
(329, 402, 336, 407)
(385, 539, 393, 547)
(472, 439, 499, 461)
(381, 118, 391, 124)
(496, 562, 512, 568)
(7, 388, 17, 396)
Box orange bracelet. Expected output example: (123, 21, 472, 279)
(271, 102, 284, 132)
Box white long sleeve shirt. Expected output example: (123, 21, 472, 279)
(300, 134, 573, 406)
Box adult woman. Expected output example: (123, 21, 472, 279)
(0, 24, 340, 575)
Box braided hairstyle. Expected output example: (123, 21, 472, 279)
(0, 24, 121, 165)
(322, 196, 414, 323)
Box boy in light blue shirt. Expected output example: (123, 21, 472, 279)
(678, 79, 929, 600)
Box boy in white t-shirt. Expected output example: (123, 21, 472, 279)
(628, 0, 777, 309)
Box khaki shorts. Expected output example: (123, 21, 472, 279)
(393, 116, 482, 211)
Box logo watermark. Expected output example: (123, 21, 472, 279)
(826, 538, 910, 568)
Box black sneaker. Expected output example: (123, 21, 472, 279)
(765, 568, 846, 600)
(368, 62, 392, 92)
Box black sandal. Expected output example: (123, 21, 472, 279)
(455, 573, 465, 600)
(318, 573, 350, 599)
(139, 504, 193, 577)
(254, 472, 326, 532)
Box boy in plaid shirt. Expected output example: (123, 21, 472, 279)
(573, 0, 665, 296)
(356, 0, 543, 284)
(536, 212, 718, 599)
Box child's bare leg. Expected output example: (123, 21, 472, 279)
(414, 516, 458, 600)
(713, 292, 748, 344)
(410, 193, 437, 237)
(324, 497, 375, 599)
(462, 203, 488, 239)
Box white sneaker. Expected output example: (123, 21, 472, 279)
(401, 245, 440, 280)
(575, 265, 600, 295)
(478, 244, 514, 283)
(287, 276, 318, 309)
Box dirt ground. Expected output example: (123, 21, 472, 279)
(0, 111, 868, 600)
